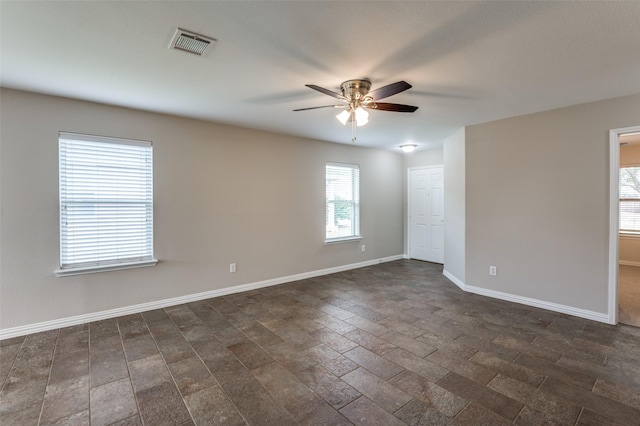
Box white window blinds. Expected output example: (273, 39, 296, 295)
(620, 166, 640, 233)
(326, 162, 360, 241)
(58, 132, 155, 274)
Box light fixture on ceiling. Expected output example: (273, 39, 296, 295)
(400, 144, 417, 153)
(336, 107, 369, 127)
(354, 107, 369, 126)
(295, 79, 417, 143)
(336, 109, 351, 125)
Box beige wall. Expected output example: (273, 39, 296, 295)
(403, 149, 443, 169)
(466, 94, 640, 314)
(619, 143, 640, 264)
(5, 87, 639, 331)
(443, 128, 465, 283)
(619, 236, 640, 265)
(0, 88, 404, 330)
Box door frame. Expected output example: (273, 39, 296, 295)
(608, 125, 640, 325)
(407, 165, 444, 261)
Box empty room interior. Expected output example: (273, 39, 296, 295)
(2, 2, 640, 425)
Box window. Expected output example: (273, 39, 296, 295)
(326, 162, 360, 242)
(56, 132, 156, 276)
(620, 166, 640, 233)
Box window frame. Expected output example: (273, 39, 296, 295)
(619, 165, 640, 237)
(325, 162, 361, 244)
(55, 132, 157, 277)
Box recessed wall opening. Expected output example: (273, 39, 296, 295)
(609, 126, 640, 326)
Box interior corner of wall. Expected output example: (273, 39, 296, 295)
(443, 269, 465, 290)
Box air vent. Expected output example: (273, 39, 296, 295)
(169, 28, 216, 56)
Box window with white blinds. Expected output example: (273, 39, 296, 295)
(326, 162, 360, 242)
(57, 132, 157, 276)
(620, 166, 640, 234)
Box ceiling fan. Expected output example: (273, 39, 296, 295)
(293, 79, 418, 142)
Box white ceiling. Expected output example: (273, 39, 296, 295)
(2, 1, 639, 152)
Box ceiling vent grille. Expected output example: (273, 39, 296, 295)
(169, 28, 216, 56)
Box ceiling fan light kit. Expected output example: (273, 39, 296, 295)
(336, 109, 351, 125)
(294, 79, 418, 143)
(354, 107, 369, 126)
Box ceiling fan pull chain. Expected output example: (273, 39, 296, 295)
(352, 116, 357, 142)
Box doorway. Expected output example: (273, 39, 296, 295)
(609, 125, 640, 326)
(408, 166, 444, 263)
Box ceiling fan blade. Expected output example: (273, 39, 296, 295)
(293, 105, 344, 111)
(305, 84, 347, 101)
(368, 102, 418, 112)
(368, 81, 412, 101)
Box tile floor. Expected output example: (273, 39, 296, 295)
(1, 260, 640, 425)
(619, 265, 640, 327)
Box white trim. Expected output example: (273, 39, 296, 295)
(325, 162, 360, 242)
(609, 125, 640, 325)
(407, 168, 411, 259)
(55, 259, 158, 277)
(0, 255, 403, 340)
(609, 129, 620, 325)
(619, 260, 640, 267)
(464, 284, 609, 324)
(59, 131, 151, 147)
(442, 270, 609, 323)
(326, 161, 359, 169)
(58, 134, 155, 271)
(443, 269, 465, 290)
(407, 165, 444, 171)
(324, 237, 362, 245)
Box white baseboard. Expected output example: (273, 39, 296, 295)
(441, 272, 609, 324)
(619, 260, 640, 267)
(0, 255, 404, 340)
(443, 270, 465, 290)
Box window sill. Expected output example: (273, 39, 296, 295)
(55, 259, 158, 277)
(620, 232, 640, 238)
(324, 236, 362, 245)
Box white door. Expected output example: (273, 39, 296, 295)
(409, 167, 444, 263)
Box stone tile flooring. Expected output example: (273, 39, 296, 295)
(1, 260, 640, 425)
(619, 265, 640, 327)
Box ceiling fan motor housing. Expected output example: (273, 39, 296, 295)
(341, 79, 372, 100)
(294, 79, 417, 116)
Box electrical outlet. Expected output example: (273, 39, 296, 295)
(489, 266, 497, 276)
(230, 263, 236, 273)
(361, 245, 366, 253)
